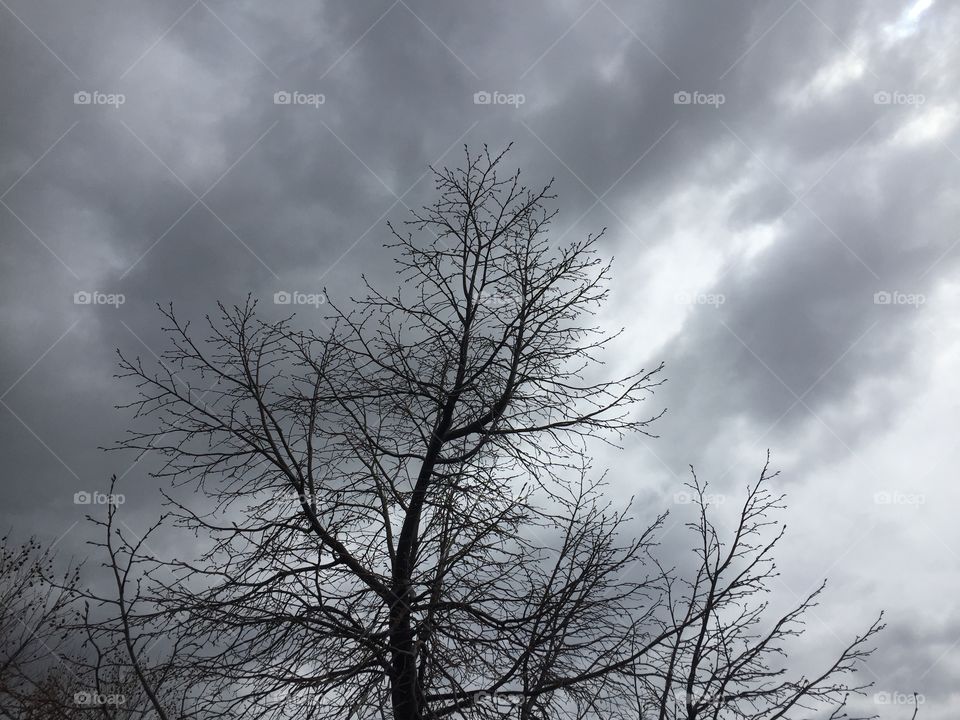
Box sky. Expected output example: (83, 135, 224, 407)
(0, 0, 958, 716)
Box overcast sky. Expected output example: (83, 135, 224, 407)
(1, 0, 958, 716)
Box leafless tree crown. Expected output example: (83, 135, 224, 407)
(7, 148, 884, 720)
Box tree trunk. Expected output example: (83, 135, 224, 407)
(389, 596, 420, 720)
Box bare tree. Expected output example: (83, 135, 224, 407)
(98, 147, 882, 720)
(0, 535, 81, 719)
(632, 459, 884, 720)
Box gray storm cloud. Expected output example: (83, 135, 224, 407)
(1, 0, 958, 715)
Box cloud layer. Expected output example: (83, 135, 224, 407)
(1, 0, 957, 714)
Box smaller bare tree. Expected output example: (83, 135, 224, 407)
(0, 535, 82, 719)
(631, 456, 884, 719)
(69, 477, 203, 720)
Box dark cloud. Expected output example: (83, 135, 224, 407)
(2, 0, 958, 714)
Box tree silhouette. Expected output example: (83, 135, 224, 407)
(0, 536, 81, 719)
(82, 147, 884, 720)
